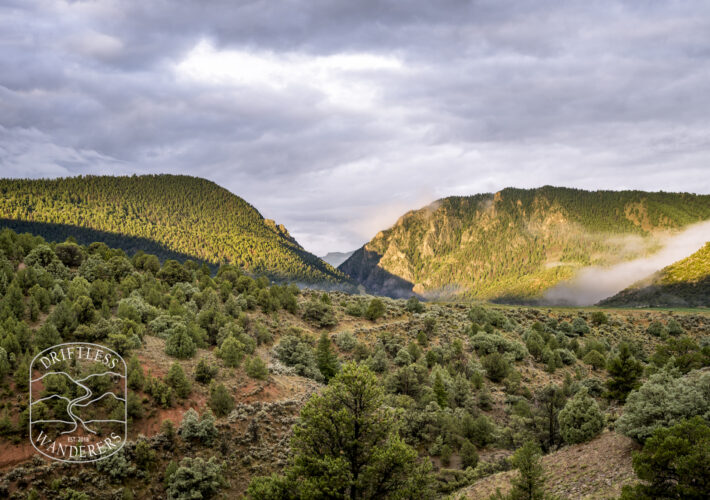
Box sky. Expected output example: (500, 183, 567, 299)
(2, 1, 710, 256)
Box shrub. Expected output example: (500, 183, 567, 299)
(166, 456, 226, 500)
(157, 260, 192, 286)
(134, 439, 157, 470)
(590, 311, 608, 326)
(302, 299, 337, 328)
(645, 320, 667, 338)
(368, 347, 389, 373)
(334, 331, 357, 352)
(245, 356, 269, 380)
(95, 449, 135, 480)
(406, 297, 424, 313)
(571, 317, 590, 336)
(55, 242, 84, 267)
(24, 244, 58, 267)
(146, 376, 174, 408)
(482, 353, 510, 382)
(556, 348, 576, 365)
(616, 370, 710, 443)
(35, 322, 62, 350)
(365, 298, 385, 321)
(180, 408, 218, 445)
(558, 388, 605, 444)
(472, 332, 527, 360)
(666, 319, 684, 336)
(127, 355, 145, 390)
(275, 335, 322, 381)
(583, 350, 606, 370)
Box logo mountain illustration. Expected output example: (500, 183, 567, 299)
(29, 343, 127, 463)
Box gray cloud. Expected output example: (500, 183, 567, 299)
(1, 0, 710, 255)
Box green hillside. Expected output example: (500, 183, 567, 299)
(1, 226, 709, 499)
(339, 186, 710, 300)
(0, 175, 349, 285)
(600, 242, 710, 307)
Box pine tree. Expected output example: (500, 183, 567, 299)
(246, 363, 435, 499)
(508, 441, 546, 500)
(217, 336, 244, 367)
(316, 332, 338, 382)
(433, 370, 448, 408)
(34, 322, 62, 350)
(194, 357, 218, 384)
(209, 382, 234, 417)
(606, 343, 643, 402)
(127, 355, 145, 390)
(166, 362, 191, 398)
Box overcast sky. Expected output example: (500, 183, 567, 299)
(2, 1, 710, 255)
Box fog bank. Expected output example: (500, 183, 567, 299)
(543, 220, 710, 306)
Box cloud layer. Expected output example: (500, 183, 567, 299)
(2, 0, 710, 254)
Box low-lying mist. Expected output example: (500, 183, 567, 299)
(542, 220, 710, 306)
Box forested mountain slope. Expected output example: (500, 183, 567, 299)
(0, 175, 349, 285)
(600, 242, 710, 307)
(339, 187, 710, 300)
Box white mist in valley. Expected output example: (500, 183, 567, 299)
(543, 220, 710, 306)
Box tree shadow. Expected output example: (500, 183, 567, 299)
(0, 218, 218, 271)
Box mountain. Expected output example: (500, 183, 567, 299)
(320, 250, 355, 268)
(600, 242, 710, 307)
(338, 186, 710, 300)
(0, 174, 350, 285)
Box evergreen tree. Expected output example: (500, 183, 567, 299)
(246, 363, 435, 499)
(34, 322, 62, 350)
(316, 332, 338, 382)
(534, 385, 566, 452)
(165, 328, 196, 359)
(127, 355, 145, 390)
(194, 357, 218, 384)
(245, 356, 269, 380)
(558, 388, 605, 444)
(606, 343, 643, 402)
(166, 362, 191, 398)
(208, 382, 234, 417)
(433, 370, 448, 408)
(460, 440, 479, 469)
(508, 441, 546, 500)
(620, 417, 710, 500)
(217, 336, 244, 368)
(0, 347, 9, 379)
(365, 298, 385, 321)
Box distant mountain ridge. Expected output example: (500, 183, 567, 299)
(338, 186, 710, 300)
(320, 251, 355, 268)
(600, 242, 710, 307)
(0, 175, 350, 285)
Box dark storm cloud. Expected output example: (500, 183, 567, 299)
(1, 0, 710, 254)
